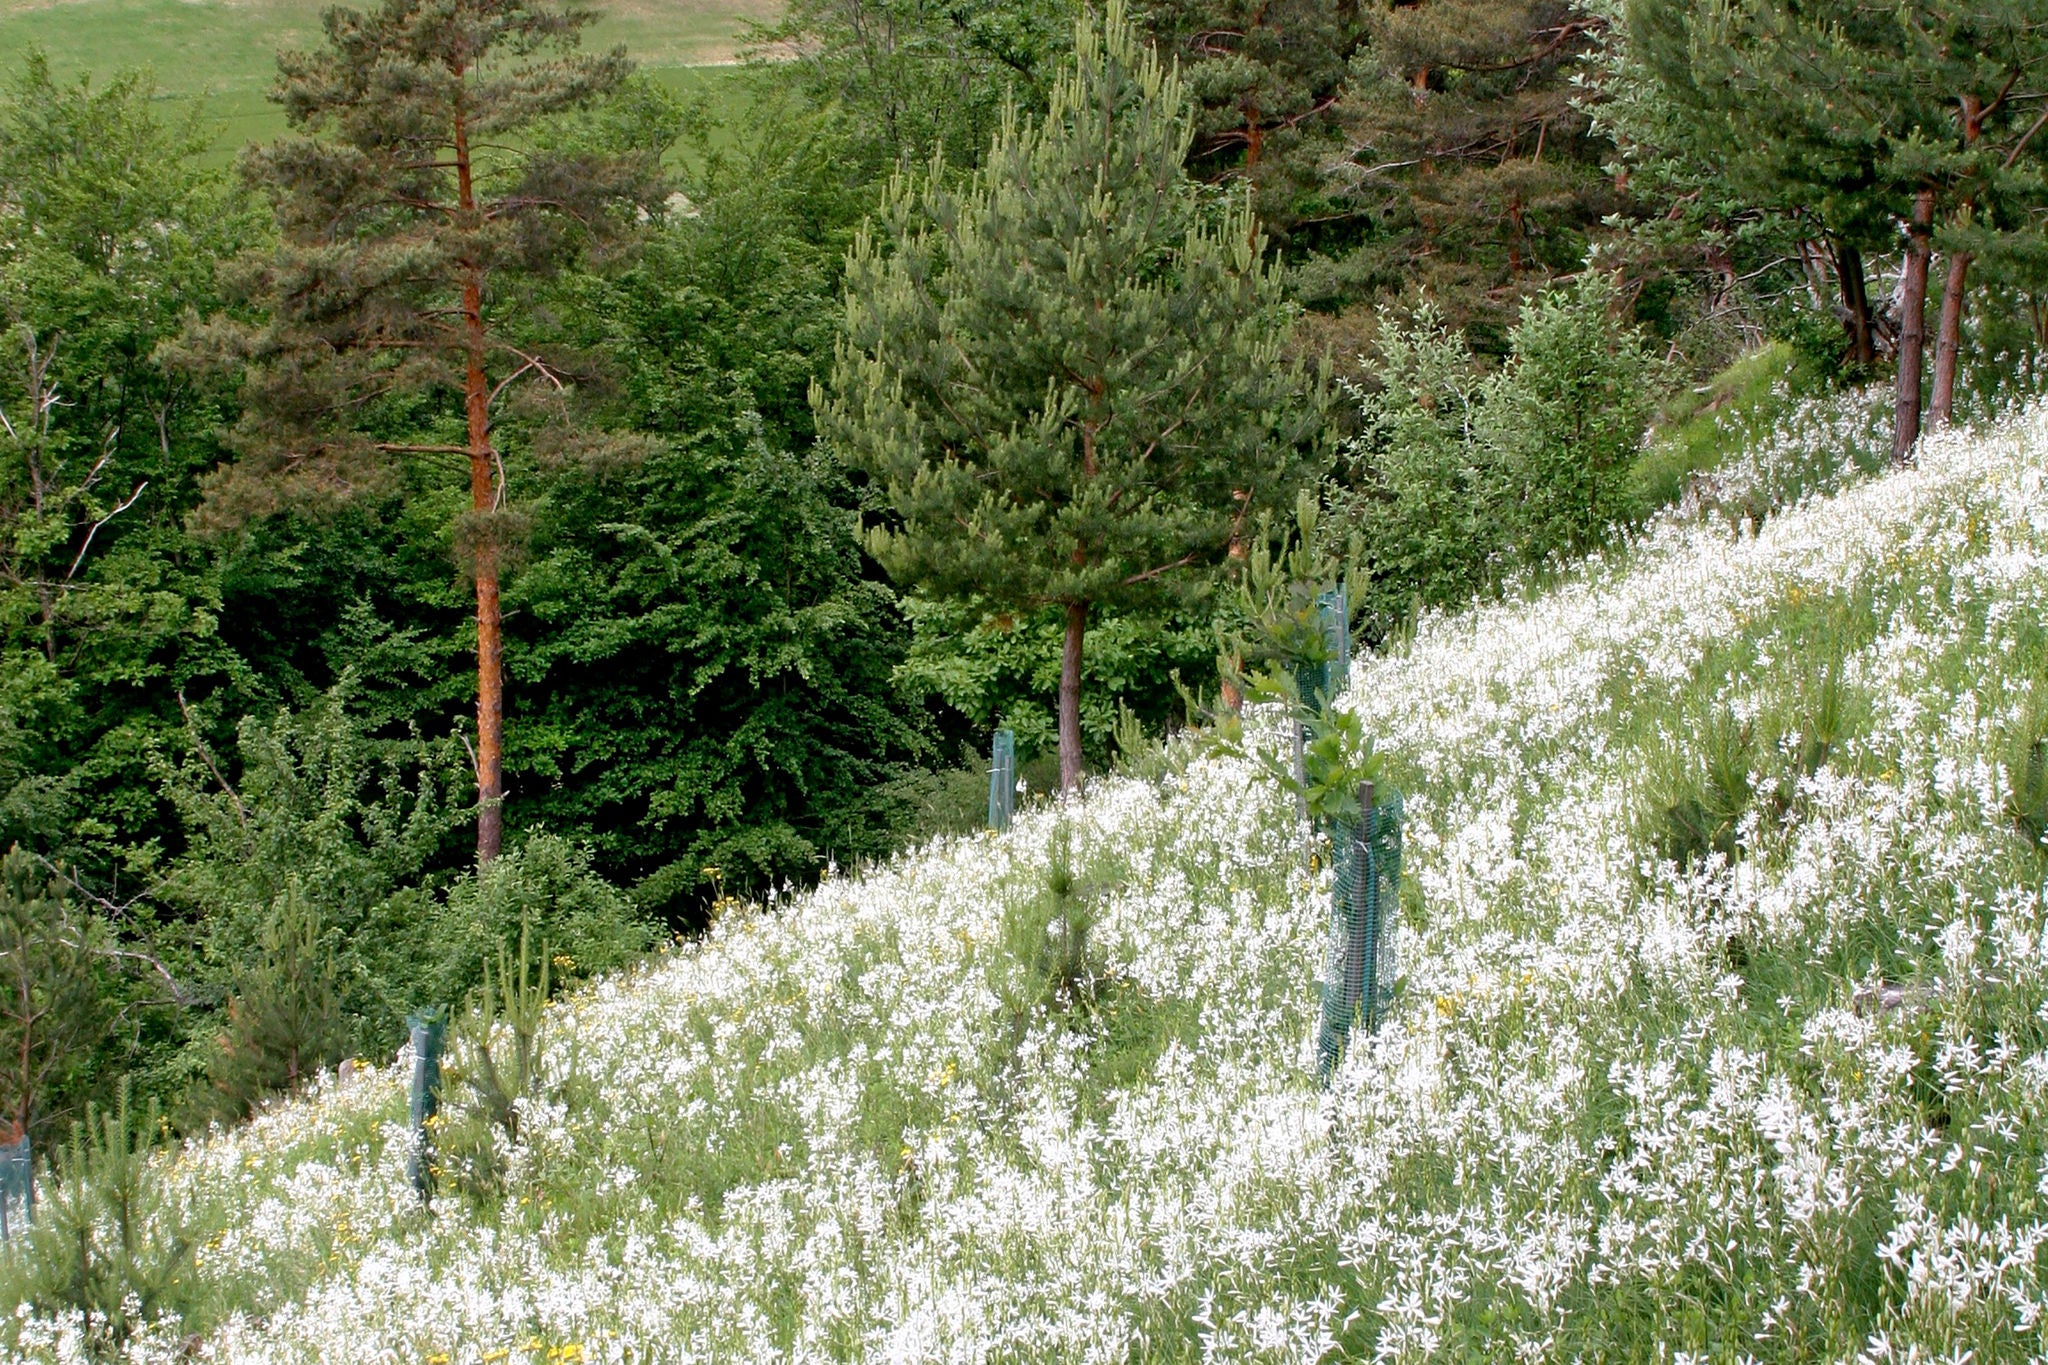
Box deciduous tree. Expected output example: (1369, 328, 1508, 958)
(0, 56, 257, 874)
(755, 0, 1075, 178)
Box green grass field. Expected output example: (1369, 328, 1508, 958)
(0, 0, 775, 159)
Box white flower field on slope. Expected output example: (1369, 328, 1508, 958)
(12, 399, 2048, 1362)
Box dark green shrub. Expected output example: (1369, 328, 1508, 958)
(1335, 300, 1498, 641)
(0, 849, 116, 1145)
(1655, 711, 1756, 872)
(876, 753, 998, 845)
(997, 824, 1102, 1020)
(427, 833, 653, 1007)
(195, 888, 347, 1125)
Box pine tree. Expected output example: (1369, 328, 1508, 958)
(817, 0, 1320, 791)
(1902, 3, 2048, 426)
(187, 0, 663, 861)
(0, 848, 112, 1143)
(1140, 0, 1365, 237)
(1331, 0, 1615, 347)
(1616, 0, 2048, 457)
(202, 887, 346, 1122)
(1594, 0, 1894, 374)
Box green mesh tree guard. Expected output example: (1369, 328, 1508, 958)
(988, 728, 1016, 832)
(1289, 586, 1350, 711)
(1318, 783, 1403, 1084)
(406, 1010, 446, 1203)
(0, 1134, 29, 1240)
(1290, 588, 1352, 829)
(1316, 584, 1349, 704)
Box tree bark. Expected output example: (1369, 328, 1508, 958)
(1894, 188, 1935, 465)
(454, 93, 505, 863)
(1058, 601, 1086, 792)
(1931, 249, 1972, 428)
(1931, 93, 1988, 430)
(1833, 241, 1875, 369)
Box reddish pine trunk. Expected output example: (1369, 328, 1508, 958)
(454, 94, 505, 863)
(1833, 242, 1875, 369)
(1932, 94, 1987, 431)
(1931, 250, 1972, 428)
(1059, 602, 1086, 793)
(1894, 188, 1935, 465)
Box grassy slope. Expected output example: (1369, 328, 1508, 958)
(12, 397, 2048, 1361)
(0, 0, 776, 159)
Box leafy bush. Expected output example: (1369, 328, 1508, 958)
(1489, 274, 1663, 560)
(426, 834, 653, 1009)
(876, 755, 998, 846)
(895, 594, 1214, 774)
(1336, 274, 1663, 641)
(1335, 299, 1498, 640)
(164, 684, 469, 1067)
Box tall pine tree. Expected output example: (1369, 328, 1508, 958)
(1140, 0, 1365, 237)
(1616, 0, 2048, 457)
(817, 0, 1319, 791)
(188, 0, 662, 861)
(1331, 0, 1614, 347)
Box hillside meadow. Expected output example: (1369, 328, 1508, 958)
(8, 391, 2048, 1360)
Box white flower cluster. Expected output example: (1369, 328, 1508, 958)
(12, 401, 2048, 1362)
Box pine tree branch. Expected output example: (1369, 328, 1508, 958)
(1429, 19, 1603, 78)
(2003, 104, 2048, 169)
(1119, 552, 1202, 588)
(1978, 68, 2024, 127)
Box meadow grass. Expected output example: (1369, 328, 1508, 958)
(0, 0, 773, 162)
(1629, 341, 1822, 514)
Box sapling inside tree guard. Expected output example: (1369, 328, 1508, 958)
(1223, 543, 1405, 1082)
